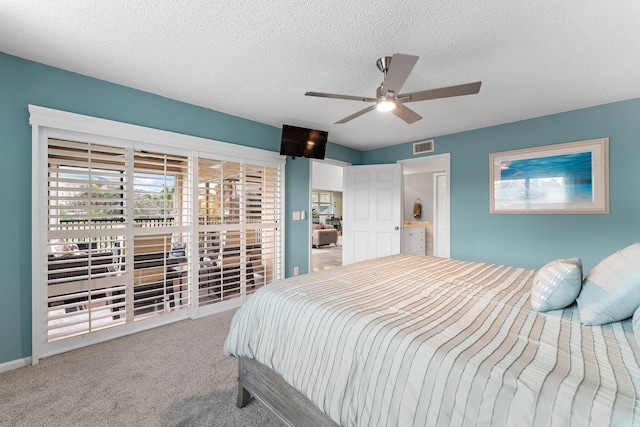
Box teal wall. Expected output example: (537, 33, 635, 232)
(0, 51, 360, 364)
(364, 99, 640, 272)
(284, 157, 311, 277)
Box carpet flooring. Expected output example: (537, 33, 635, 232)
(0, 309, 282, 427)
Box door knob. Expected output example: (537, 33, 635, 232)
(395, 226, 399, 231)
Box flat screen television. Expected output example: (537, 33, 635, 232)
(280, 124, 328, 159)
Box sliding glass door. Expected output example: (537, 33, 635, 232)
(32, 106, 284, 361)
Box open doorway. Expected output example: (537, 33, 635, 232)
(310, 159, 348, 272)
(398, 153, 450, 258)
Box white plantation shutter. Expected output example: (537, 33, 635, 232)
(196, 158, 282, 306)
(131, 149, 191, 318)
(245, 163, 282, 290)
(47, 139, 128, 340)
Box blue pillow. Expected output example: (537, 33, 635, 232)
(530, 258, 582, 312)
(576, 243, 640, 325)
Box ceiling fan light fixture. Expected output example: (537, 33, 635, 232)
(377, 99, 396, 112)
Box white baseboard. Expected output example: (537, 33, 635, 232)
(0, 356, 32, 374)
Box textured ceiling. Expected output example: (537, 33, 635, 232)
(2, 1, 640, 151)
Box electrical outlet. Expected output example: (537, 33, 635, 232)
(293, 266, 299, 276)
(293, 211, 300, 220)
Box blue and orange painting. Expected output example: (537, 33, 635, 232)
(495, 152, 593, 208)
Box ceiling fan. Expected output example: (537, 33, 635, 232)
(305, 53, 481, 124)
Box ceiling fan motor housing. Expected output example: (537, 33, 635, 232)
(376, 56, 393, 75)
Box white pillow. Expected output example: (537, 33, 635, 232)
(576, 243, 640, 325)
(530, 258, 582, 312)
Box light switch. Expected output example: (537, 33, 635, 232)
(300, 210, 306, 220)
(293, 211, 301, 220)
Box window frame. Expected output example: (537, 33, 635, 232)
(30, 105, 285, 363)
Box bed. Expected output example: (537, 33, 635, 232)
(224, 253, 640, 426)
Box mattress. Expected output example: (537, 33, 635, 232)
(224, 254, 640, 426)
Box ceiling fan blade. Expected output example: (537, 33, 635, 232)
(390, 103, 422, 124)
(335, 105, 376, 124)
(398, 81, 482, 103)
(305, 91, 376, 103)
(383, 54, 419, 94)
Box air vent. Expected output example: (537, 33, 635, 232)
(413, 139, 434, 155)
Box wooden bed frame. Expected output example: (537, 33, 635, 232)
(236, 358, 339, 427)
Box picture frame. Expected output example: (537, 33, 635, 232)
(489, 138, 609, 214)
(319, 192, 331, 203)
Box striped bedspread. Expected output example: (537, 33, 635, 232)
(224, 254, 640, 426)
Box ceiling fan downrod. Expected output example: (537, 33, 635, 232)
(376, 56, 392, 79)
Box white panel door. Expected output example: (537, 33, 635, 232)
(343, 164, 402, 265)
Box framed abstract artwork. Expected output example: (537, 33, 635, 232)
(490, 138, 609, 214)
